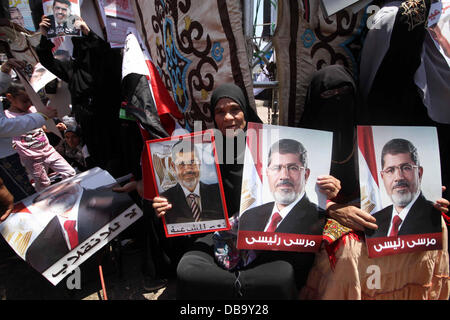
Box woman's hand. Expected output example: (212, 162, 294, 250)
(73, 18, 90, 36)
(326, 201, 378, 231)
(112, 180, 143, 198)
(152, 196, 172, 218)
(39, 15, 51, 37)
(316, 175, 341, 200)
(0, 178, 14, 222)
(434, 186, 449, 214)
(56, 122, 67, 132)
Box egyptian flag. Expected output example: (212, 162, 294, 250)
(239, 122, 264, 214)
(357, 126, 382, 215)
(121, 30, 183, 199)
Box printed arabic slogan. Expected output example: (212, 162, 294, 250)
(358, 126, 443, 258)
(0, 167, 143, 285)
(237, 123, 332, 252)
(146, 130, 230, 237)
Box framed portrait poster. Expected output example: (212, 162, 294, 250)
(146, 130, 230, 237)
(358, 126, 443, 258)
(237, 123, 332, 252)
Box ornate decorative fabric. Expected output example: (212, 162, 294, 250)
(273, 0, 367, 126)
(322, 218, 362, 270)
(213, 214, 257, 271)
(400, 0, 428, 31)
(300, 218, 449, 300)
(322, 218, 353, 244)
(131, 0, 255, 130)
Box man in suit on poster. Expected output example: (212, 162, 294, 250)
(160, 138, 224, 225)
(366, 138, 442, 239)
(24, 179, 132, 273)
(239, 138, 325, 235)
(46, 0, 81, 37)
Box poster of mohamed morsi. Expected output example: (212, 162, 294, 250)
(0, 167, 142, 285)
(358, 126, 443, 258)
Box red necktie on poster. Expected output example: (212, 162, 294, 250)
(188, 194, 201, 222)
(389, 215, 402, 237)
(64, 220, 79, 250)
(266, 212, 282, 232)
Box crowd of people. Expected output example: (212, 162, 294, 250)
(0, 0, 449, 300)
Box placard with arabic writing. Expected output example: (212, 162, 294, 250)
(237, 123, 332, 252)
(0, 167, 142, 285)
(359, 126, 443, 258)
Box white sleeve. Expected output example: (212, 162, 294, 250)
(82, 144, 90, 158)
(0, 111, 46, 138)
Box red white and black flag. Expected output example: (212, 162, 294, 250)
(357, 125, 383, 215)
(121, 29, 183, 199)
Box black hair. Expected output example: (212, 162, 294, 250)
(53, 0, 71, 8)
(6, 81, 26, 97)
(268, 138, 308, 168)
(381, 138, 420, 169)
(171, 138, 200, 162)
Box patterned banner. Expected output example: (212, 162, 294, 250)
(131, 0, 256, 131)
(273, 0, 367, 126)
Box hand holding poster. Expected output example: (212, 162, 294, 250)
(359, 126, 443, 258)
(237, 123, 333, 252)
(0, 167, 143, 285)
(146, 131, 230, 237)
(42, 0, 82, 38)
(427, 0, 450, 66)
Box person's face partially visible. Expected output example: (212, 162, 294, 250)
(33, 182, 82, 218)
(7, 90, 32, 113)
(173, 151, 200, 192)
(65, 131, 80, 149)
(266, 152, 310, 208)
(214, 98, 246, 137)
(10, 9, 25, 27)
(53, 1, 70, 25)
(381, 152, 423, 210)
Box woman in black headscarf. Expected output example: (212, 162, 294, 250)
(154, 83, 341, 299)
(209, 83, 262, 216)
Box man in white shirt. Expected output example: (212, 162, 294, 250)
(367, 138, 442, 238)
(239, 138, 325, 235)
